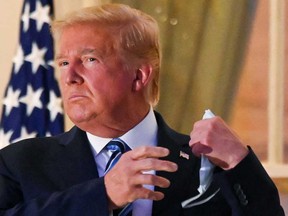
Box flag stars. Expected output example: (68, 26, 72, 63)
(24, 42, 47, 73)
(45, 131, 52, 137)
(0, 0, 64, 149)
(0, 129, 13, 148)
(47, 60, 55, 68)
(47, 91, 63, 122)
(13, 45, 25, 74)
(30, 1, 51, 31)
(3, 87, 21, 116)
(19, 85, 43, 116)
(12, 127, 37, 143)
(21, 2, 30, 32)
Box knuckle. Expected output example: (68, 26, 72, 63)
(145, 158, 154, 168)
(142, 189, 152, 199)
(145, 174, 155, 183)
(206, 135, 214, 144)
(136, 146, 149, 155)
(127, 194, 135, 203)
(140, 145, 150, 153)
(193, 121, 201, 130)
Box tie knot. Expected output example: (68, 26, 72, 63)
(105, 140, 126, 153)
(105, 139, 131, 154)
(104, 139, 130, 175)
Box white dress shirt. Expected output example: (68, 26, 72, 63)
(87, 107, 158, 216)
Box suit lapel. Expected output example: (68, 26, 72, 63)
(50, 127, 99, 189)
(152, 112, 200, 215)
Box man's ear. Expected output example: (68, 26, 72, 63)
(132, 64, 153, 92)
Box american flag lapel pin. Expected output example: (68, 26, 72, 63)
(180, 151, 189, 160)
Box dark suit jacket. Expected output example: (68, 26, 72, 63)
(0, 112, 284, 215)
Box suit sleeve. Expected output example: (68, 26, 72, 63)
(0, 154, 109, 216)
(213, 147, 285, 216)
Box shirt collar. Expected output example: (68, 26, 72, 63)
(119, 107, 158, 149)
(86, 107, 158, 155)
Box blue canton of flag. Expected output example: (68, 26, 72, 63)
(0, 0, 64, 149)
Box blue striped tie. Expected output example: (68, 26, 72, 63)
(104, 140, 128, 174)
(104, 139, 132, 216)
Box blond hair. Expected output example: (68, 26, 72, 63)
(51, 3, 161, 106)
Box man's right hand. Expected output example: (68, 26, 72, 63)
(104, 146, 178, 210)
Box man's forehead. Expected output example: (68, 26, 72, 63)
(55, 24, 118, 58)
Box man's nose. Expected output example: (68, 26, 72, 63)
(65, 63, 84, 85)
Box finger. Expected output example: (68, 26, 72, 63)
(190, 142, 212, 157)
(130, 187, 165, 202)
(132, 173, 171, 188)
(130, 146, 170, 160)
(133, 158, 178, 173)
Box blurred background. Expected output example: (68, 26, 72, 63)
(0, 0, 287, 212)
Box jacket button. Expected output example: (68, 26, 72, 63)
(241, 199, 248, 206)
(233, 183, 248, 206)
(233, 184, 241, 193)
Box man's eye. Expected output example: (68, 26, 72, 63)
(87, 58, 96, 62)
(82, 57, 99, 68)
(59, 61, 69, 67)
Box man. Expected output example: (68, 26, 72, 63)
(0, 3, 284, 216)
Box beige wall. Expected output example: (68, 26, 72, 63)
(0, 2, 22, 117)
(0, 0, 105, 130)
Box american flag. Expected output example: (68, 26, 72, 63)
(0, 0, 64, 149)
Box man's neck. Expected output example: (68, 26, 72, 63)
(78, 105, 151, 138)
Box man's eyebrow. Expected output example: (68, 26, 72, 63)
(81, 48, 96, 54)
(82, 48, 106, 61)
(55, 48, 102, 61)
(55, 54, 65, 61)
(81, 48, 102, 57)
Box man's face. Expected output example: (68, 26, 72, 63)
(56, 23, 136, 136)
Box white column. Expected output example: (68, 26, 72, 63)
(268, 0, 285, 163)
